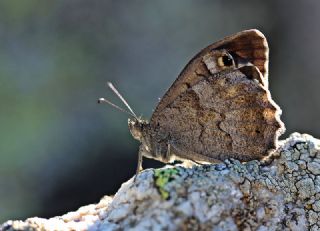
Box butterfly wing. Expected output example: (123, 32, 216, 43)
(150, 65, 284, 162)
(149, 29, 283, 162)
(152, 29, 269, 118)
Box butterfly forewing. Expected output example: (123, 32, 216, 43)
(152, 29, 269, 118)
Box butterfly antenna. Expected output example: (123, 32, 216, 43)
(107, 82, 138, 119)
(98, 97, 137, 118)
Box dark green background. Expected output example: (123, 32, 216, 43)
(1, 0, 319, 222)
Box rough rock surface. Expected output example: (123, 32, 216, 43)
(2, 133, 320, 231)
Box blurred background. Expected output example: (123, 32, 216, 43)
(1, 0, 320, 222)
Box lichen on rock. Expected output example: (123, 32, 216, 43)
(2, 133, 320, 231)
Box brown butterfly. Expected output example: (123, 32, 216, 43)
(99, 29, 285, 173)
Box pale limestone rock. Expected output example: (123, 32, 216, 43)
(1, 133, 320, 231)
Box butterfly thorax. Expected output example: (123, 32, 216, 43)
(128, 118, 172, 163)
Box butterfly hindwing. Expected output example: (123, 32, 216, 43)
(150, 66, 284, 162)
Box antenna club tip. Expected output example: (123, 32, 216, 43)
(97, 98, 105, 104)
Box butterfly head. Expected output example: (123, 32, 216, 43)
(128, 118, 149, 142)
(99, 82, 149, 142)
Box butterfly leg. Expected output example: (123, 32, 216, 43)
(189, 159, 203, 165)
(133, 149, 144, 183)
(136, 151, 143, 175)
(135, 145, 150, 176)
(167, 142, 207, 167)
(166, 143, 171, 160)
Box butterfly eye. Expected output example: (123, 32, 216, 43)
(217, 53, 234, 67)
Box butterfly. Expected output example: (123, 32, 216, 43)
(99, 29, 285, 173)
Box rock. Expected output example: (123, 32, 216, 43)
(2, 133, 320, 231)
